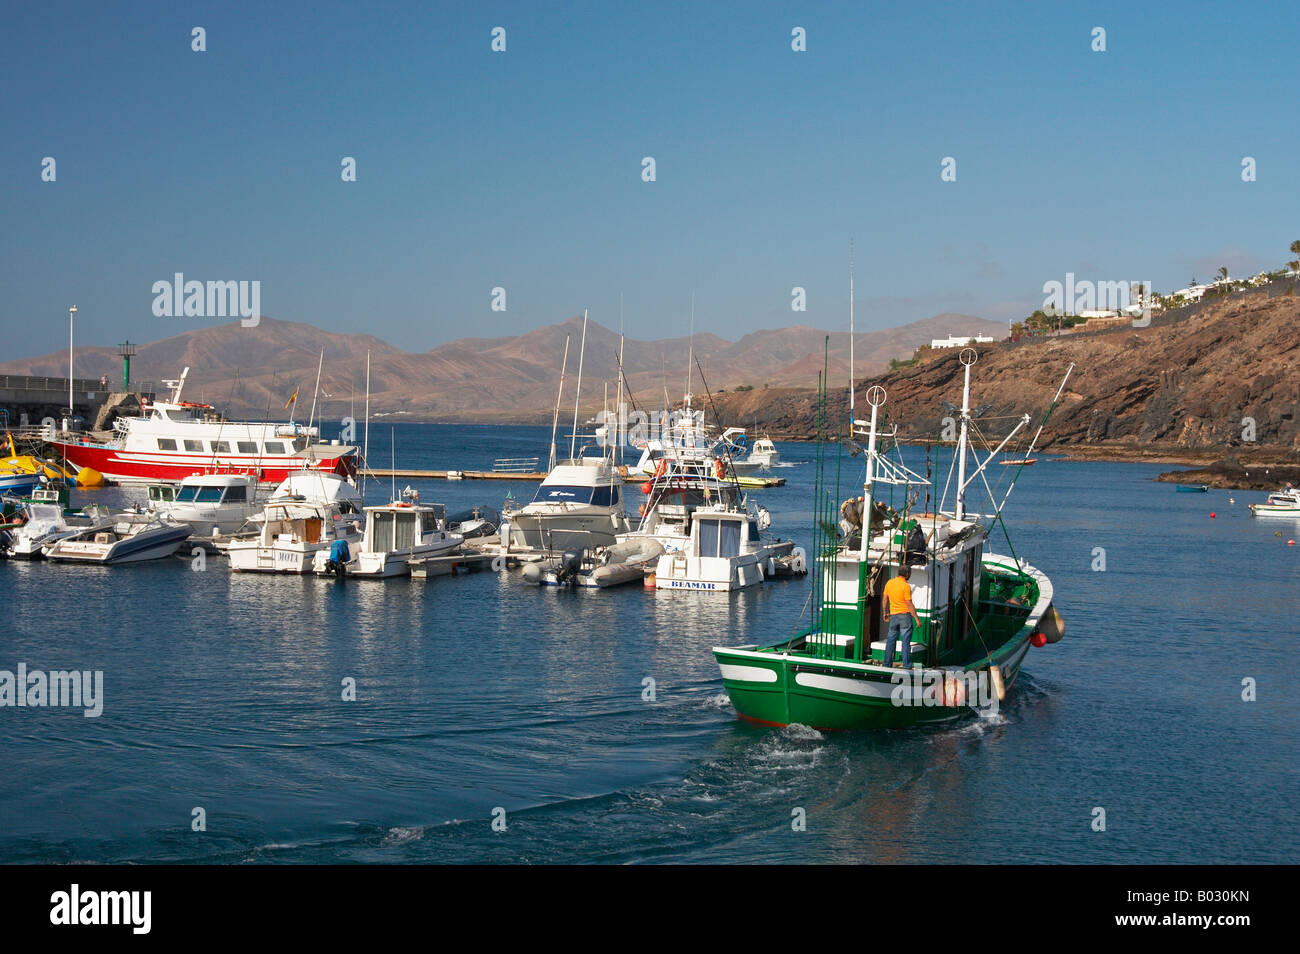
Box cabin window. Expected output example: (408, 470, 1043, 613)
(237, 441, 258, 454)
(420, 511, 438, 534)
(194, 486, 224, 503)
(264, 441, 286, 455)
(533, 485, 594, 505)
(211, 441, 230, 453)
(184, 439, 204, 452)
(717, 520, 741, 557)
(369, 510, 395, 552)
(591, 485, 613, 507)
(157, 438, 177, 451)
(175, 486, 199, 502)
(224, 486, 247, 503)
(699, 519, 719, 556)
(394, 513, 417, 550)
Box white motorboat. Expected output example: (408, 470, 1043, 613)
(313, 498, 463, 578)
(2, 501, 116, 559)
(147, 472, 260, 535)
(225, 471, 364, 573)
(624, 455, 791, 564)
(743, 437, 780, 470)
(503, 452, 631, 551)
(652, 505, 770, 591)
(1250, 487, 1300, 517)
(44, 514, 191, 564)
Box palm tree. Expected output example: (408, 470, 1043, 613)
(1216, 266, 1229, 282)
(1290, 239, 1300, 258)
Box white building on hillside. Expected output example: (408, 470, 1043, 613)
(931, 334, 995, 349)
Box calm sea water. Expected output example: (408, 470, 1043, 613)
(3, 423, 1297, 864)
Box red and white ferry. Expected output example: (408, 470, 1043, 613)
(51, 368, 358, 485)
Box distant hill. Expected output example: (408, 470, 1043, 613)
(708, 291, 1300, 457)
(0, 312, 1005, 423)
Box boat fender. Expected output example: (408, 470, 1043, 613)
(1039, 604, 1065, 644)
(1030, 631, 1047, 648)
(943, 673, 965, 707)
(988, 665, 1006, 701)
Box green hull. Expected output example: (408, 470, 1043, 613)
(713, 557, 1050, 730)
(715, 632, 1031, 730)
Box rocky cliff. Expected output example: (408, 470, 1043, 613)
(709, 290, 1300, 464)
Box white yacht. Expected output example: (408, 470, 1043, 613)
(743, 437, 780, 470)
(146, 473, 259, 535)
(503, 453, 630, 551)
(312, 499, 463, 578)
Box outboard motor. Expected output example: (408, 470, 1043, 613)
(324, 537, 351, 580)
(555, 546, 585, 585)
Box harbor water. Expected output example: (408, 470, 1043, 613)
(3, 424, 1296, 863)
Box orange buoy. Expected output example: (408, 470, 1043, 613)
(1031, 631, 1047, 647)
(641, 482, 653, 495)
(1209, 512, 1216, 518)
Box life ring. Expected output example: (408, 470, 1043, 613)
(714, 459, 726, 479)
(654, 459, 667, 478)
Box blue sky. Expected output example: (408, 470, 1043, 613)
(2, 0, 1296, 357)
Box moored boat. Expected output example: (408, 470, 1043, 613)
(312, 496, 463, 578)
(1249, 487, 1300, 517)
(44, 514, 191, 564)
(1175, 483, 1209, 493)
(49, 367, 358, 484)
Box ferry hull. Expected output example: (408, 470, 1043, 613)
(49, 441, 357, 485)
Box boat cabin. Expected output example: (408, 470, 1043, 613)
(362, 503, 450, 553)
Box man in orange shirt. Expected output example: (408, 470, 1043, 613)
(881, 565, 921, 668)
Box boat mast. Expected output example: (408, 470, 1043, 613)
(568, 310, 588, 461)
(849, 240, 855, 416)
(307, 350, 324, 441)
(684, 293, 694, 406)
(363, 351, 371, 496)
(858, 385, 885, 560)
(547, 335, 571, 472)
(954, 348, 976, 520)
(616, 294, 625, 465)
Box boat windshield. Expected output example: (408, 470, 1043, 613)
(174, 486, 200, 502)
(532, 485, 594, 505)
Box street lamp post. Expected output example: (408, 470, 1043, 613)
(68, 305, 77, 419)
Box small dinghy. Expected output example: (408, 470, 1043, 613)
(1175, 484, 1210, 493)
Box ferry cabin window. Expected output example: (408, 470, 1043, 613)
(184, 439, 204, 452)
(237, 441, 258, 454)
(533, 485, 594, 505)
(157, 438, 178, 451)
(211, 441, 231, 453)
(263, 441, 286, 455)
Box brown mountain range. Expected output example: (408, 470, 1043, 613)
(0, 312, 1003, 423)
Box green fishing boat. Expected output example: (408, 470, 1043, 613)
(713, 349, 1068, 730)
